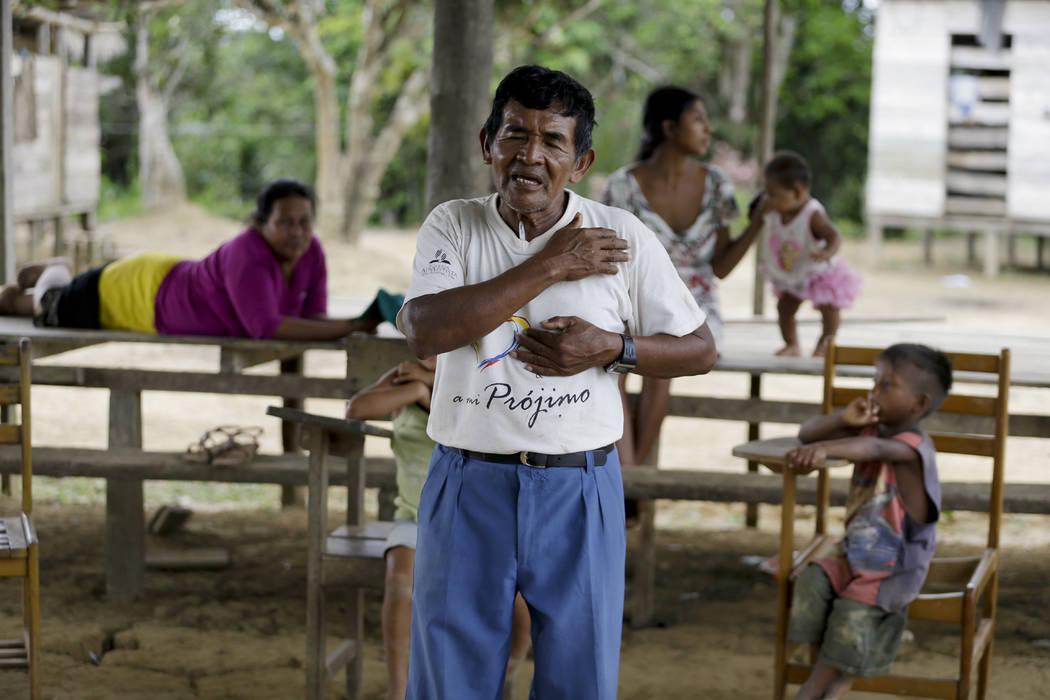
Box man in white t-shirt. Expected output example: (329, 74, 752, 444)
(398, 65, 716, 699)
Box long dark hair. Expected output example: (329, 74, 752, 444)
(250, 179, 316, 227)
(636, 86, 702, 161)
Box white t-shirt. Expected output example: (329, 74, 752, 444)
(399, 190, 706, 454)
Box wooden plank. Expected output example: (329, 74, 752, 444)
(0, 445, 398, 487)
(944, 351, 1001, 374)
(946, 171, 1007, 197)
(947, 102, 1010, 126)
(976, 76, 1009, 100)
(939, 393, 997, 417)
(830, 346, 881, 366)
(929, 432, 995, 456)
(0, 515, 28, 554)
(950, 46, 1011, 71)
(924, 556, 980, 586)
(0, 383, 19, 403)
(946, 151, 1008, 171)
(267, 406, 392, 439)
(948, 127, 1008, 149)
(219, 347, 303, 374)
(0, 422, 19, 443)
(329, 520, 396, 541)
(0, 344, 18, 365)
(945, 196, 1006, 217)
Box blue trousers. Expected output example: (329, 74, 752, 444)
(406, 443, 626, 700)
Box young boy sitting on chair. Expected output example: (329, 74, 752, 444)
(784, 343, 952, 700)
(345, 357, 532, 700)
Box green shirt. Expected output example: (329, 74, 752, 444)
(390, 402, 434, 521)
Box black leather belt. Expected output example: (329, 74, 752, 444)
(452, 444, 613, 468)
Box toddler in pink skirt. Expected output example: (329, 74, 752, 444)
(754, 151, 861, 356)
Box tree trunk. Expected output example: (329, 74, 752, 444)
(134, 15, 185, 210)
(305, 51, 342, 241)
(341, 0, 429, 242)
(344, 65, 428, 241)
(425, 0, 493, 213)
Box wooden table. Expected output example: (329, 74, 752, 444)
(732, 436, 849, 700)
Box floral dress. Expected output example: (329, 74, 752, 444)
(602, 164, 739, 350)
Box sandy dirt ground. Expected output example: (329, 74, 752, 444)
(1, 202, 1049, 699)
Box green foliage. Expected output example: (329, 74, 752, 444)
(773, 0, 874, 222)
(93, 0, 875, 229)
(98, 175, 143, 222)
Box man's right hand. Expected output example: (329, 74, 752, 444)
(537, 213, 629, 281)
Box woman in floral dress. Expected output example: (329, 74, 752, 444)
(602, 86, 766, 484)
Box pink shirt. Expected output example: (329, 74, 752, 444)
(154, 228, 327, 338)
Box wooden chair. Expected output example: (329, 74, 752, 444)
(0, 338, 40, 698)
(266, 405, 393, 700)
(772, 341, 1010, 700)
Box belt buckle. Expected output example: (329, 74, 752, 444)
(519, 451, 546, 468)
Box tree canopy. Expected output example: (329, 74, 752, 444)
(94, 0, 874, 231)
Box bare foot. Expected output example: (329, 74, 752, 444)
(812, 335, 834, 357)
(775, 344, 800, 357)
(17, 257, 74, 290)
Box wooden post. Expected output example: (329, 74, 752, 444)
(305, 426, 330, 700)
(106, 389, 145, 601)
(752, 0, 780, 317)
(0, 0, 15, 284)
(773, 469, 796, 700)
(745, 374, 761, 527)
(983, 229, 999, 278)
(425, 0, 493, 213)
(280, 355, 305, 508)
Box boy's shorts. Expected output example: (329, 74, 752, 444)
(787, 563, 909, 677)
(383, 518, 418, 554)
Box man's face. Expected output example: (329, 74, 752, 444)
(481, 100, 594, 218)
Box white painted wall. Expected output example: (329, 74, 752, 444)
(866, 0, 1050, 224)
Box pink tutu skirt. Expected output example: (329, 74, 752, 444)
(773, 258, 862, 309)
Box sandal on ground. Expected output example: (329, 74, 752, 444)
(209, 426, 262, 467)
(183, 426, 262, 466)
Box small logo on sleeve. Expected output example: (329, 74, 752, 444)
(422, 248, 458, 279)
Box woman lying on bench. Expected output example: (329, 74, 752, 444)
(0, 178, 398, 340)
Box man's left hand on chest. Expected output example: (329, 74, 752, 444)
(511, 316, 620, 376)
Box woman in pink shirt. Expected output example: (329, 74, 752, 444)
(2, 179, 391, 340)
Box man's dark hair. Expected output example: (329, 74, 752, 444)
(764, 150, 812, 189)
(636, 86, 702, 161)
(879, 343, 954, 415)
(251, 179, 316, 226)
(483, 65, 596, 160)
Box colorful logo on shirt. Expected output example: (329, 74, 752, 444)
(473, 315, 530, 371)
(771, 235, 802, 272)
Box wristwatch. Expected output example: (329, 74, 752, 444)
(604, 333, 637, 374)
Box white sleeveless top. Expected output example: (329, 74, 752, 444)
(760, 198, 831, 296)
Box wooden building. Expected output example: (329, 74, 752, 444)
(865, 0, 1050, 275)
(10, 7, 121, 259)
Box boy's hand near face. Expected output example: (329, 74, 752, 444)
(843, 396, 879, 427)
